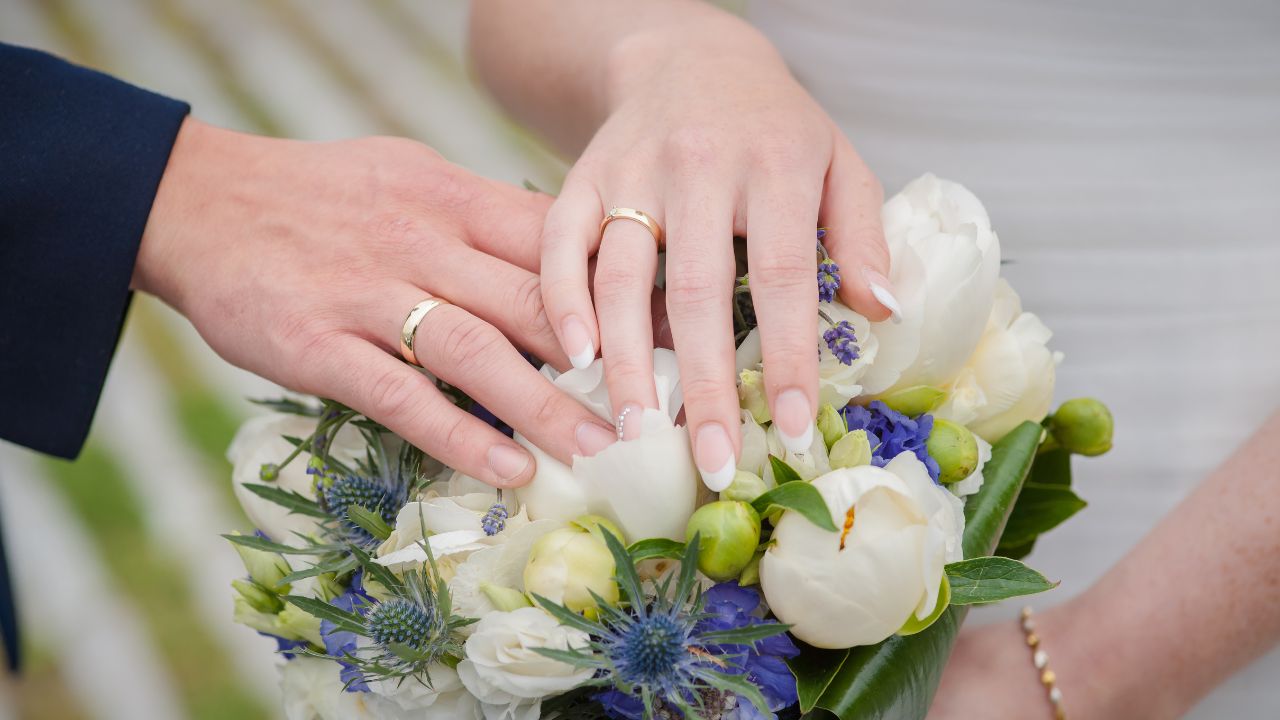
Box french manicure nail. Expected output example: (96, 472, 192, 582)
(616, 403, 644, 441)
(487, 444, 531, 485)
(695, 422, 736, 492)
(861, 267, 903, 324)
(774, 388, 814, 454)
(562, 315, 595, 369)
(576, 421, 616, 457)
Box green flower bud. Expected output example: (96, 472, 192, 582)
(685, 501, 762, 582)
(306, 455, 327, 475)
(829, 429, 872, 469)
(898, 575, 950, 636)
(879, 385, 947, 417)
(737, 550, 764, 587)
(816, 404, 848, 450)
(569, 514, 626, 546)
(258, 463, 280, 482)
(276, 603, 324, 646)
(738, 369, 771, 424)
(719, 470, 769, 504)
(232, 578, 284, 614)
(926, 419, 980, 485)
(233, 597, 282, 637)
(524, 526, 618, 617)
(480, 582, 534, 612)
(229, 532, 292, 592)
(1048, 398, 1114, 456)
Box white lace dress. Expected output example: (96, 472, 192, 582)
(747, 0, 1280, 714)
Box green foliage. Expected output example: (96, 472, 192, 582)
(626, 538, 686, 562)
(945, 557, 1057, 605)
(768, 455, 803, 485)
(346, 505, 393, 541)
(750, 482, 839, 532)
(241, 483, 328, 519)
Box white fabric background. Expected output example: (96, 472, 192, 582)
(747, 0, 1280, 715)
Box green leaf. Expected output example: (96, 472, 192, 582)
(995, 448, 1074, 557)
(768, 455, 803, 485)
(997, 482, 1087, 548)
(698, 668, 772, 717)
(751, 482, 838, 532)
(348, 545, 406, 596)
(278, 555, 358, 585)
(242, 483, 328, 518)
(626, 538, 686, 562)
(284, 595, 367, 636)
(249, 397, 320, 416)
(222, 533, 340, 555)
(601, 529, 647, 609)
(346, 505, 393, 542)
(531, 594, 606, 637)
(792, 421, 1044, 719)
(946, 556, 1057, 605)
(530, 647, 600, 670)
(698, 622, 792, 647)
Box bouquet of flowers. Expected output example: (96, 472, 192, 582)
(224, 174, 1114, 720)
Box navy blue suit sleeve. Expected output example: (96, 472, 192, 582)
(0, 44, 190, 458)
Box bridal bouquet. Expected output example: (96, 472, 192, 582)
(223, 175, 1113, 720)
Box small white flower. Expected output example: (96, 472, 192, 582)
(374, 497, 532, 579)
(279, 656, 374, 720)
(457, 608, 594, 720)
(363, 664, 483, 720)
(228, 412, 364, 544)
(760, 453, 964, 649)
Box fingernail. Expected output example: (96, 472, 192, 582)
(695, 422, 736, 492)
(861, 267, 903, 324)
(562, 315, 595, 369)
(774, 388, 814, 454)
(487, 445, 532, 486)
(616, 403, 644, 441)
(576, 421, 616, 457)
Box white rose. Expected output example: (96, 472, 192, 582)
(936, 280, 1060, 442)
(448, 519, 565, 624)
(859, 174, 1002, 396)
(279, 656, 374, 720)
(364, 664, 482, 720)
(734, 300, 879, 411)
(515, 349, 698, 540)
(229, 412, 364, 544)
(760, 453, 964, 649)
(457, 608, 594, 720)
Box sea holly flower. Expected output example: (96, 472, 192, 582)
(320, 474, 407, 549)
(531, 533, 791, 720)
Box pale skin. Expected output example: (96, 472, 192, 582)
(469, 1, 1280, 714)
(470, 0, 897, 490)
(134, 118, 621, 489)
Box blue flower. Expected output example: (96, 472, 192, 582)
(320, 569, 374, 692)
(817, 259, 841, 303)
(842, 401, 941, 482)
(319, 474, 406, 548)
(696, 582, 800, 715)
(822, 321, 859, 366)
(481, 502, 508, 536)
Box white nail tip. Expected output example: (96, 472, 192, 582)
(568, 345, 595, 370)
(777, 423, 814, 455)
(869, 282, 903, 324)
(699, 457, 737, 493)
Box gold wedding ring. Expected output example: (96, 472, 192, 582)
(600, 207, 664, 248)
(399, 297, 451, 367)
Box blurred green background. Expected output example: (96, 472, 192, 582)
(0, 1, 567, 717)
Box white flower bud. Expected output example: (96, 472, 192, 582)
(523, 525, 618, 617)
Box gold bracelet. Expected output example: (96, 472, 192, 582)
(1020, 607, 1066, 720)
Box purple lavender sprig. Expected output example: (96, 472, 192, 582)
(822, 320, 859, 366)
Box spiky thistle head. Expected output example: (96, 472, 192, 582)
(319, 474, 406, 548)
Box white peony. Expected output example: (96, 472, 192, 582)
(229, 412, 364, 544)
(858, 174, 1002, 396)
(760, 453, 964, 649)
(279, 656, 375, 720)
(734, 300, 879, 410)
(515, 349, 698, 540)
(364, 664, 482, 720)
(936, 280, 1060, 442)
(456, 608, 594, 720)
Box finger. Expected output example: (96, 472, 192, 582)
(310, 337, 537, 489)
(747, 176, 823, 456)
(664, 186, 740, 491)
(467, 178, 555, 273)
(540, 176, 604, 371)
(594, 200, 662, 439)
(820, 138, 898, 322)
(379, 284, 618, 466)
(411, 245, 567, 368)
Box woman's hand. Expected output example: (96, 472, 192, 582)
(471, 0, 898, 489)
(134, 118, 618, 488)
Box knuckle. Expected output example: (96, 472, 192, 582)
(750, 134, 811, 170)
(665, 266, 727, 312)
(605, 355, 652, 389)
(439, 317, 505, 368)
(435, 412, 473, 459)
(528, 388, 564, 429)
(680, 374, 732, 408)
(593, 263, 646, 305)
(367, 369, 419, 423)
(752, 251, 815, 290)
(664, 126, 721, 172)
(511, 274, 553, 337)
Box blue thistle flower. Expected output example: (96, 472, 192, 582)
(532, 533, 791, 720)
(843, 400, 942, 483)
(481, 502, 508, 536)
(367, 597, 445, 653)
(823, 320, 859, 366)
(817, 258, 841, 303)
(319, 475, 406, 548)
